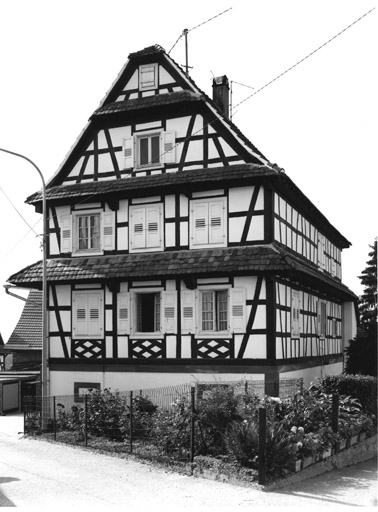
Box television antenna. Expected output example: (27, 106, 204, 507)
(168, 7, 232, 75)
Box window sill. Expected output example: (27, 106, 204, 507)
(72, 250, 104, 257)
(196, 332, 232, 339)
(131, 333, 164, 339)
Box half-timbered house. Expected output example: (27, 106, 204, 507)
(7, 45, 357, 397)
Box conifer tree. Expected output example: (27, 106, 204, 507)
(345, 240, 377, 376)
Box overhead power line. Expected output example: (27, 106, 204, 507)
(231, 6, 376, 115)
(0, 185, 40, 237)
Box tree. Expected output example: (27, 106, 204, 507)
(345, 240, 377, 376)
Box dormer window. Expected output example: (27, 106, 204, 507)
(123, 130, 176, 170)
(139, 64, 158, 91)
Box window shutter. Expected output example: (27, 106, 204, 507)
(318, 234, 326, 269)
(123, 136, 134, 169)
(60, 215, 72, 253)
(291, 290, 301, 338)
(181, 290, 196, 334)
(230, 288, 246, 333)
(162, 291, 177, 334)
(191, 202, 208, 246)
(117, 292, 130, 335)
(72, 293, 88, 338)
(130, 208, 146, 249)
(88, 293, 103, 337)
(146, 206, 161, 248)
(209, 200, 225, 245)
(162, 131, 176, 163)
(102, 211, 115, 250)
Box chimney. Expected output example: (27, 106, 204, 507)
(212, 75, 230, 118)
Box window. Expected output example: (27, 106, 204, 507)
(129, 204, 163, 252)
(60, 210, 115, 255)
(317, 300, 327, 338)
(181, 288, 246, 336)
(72, 291, 104, 339)
(117, 290, 177, 337)
(190, 197, 227, 248)
(139, 64, 158, 90)
(136, 293, 161, 333)
(201, 290, 228, 332)
(291, 290, 301, 338)
(77, 213, 101, 251)
(123, 131, 175, 170)
(318, 234, 326, 270)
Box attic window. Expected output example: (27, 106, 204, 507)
(139, 64, 158, 91)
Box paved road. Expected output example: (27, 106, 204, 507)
(0, 413, 377, 508)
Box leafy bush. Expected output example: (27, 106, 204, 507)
(318, 374, 377, 420)
(85, 388, 126, 440)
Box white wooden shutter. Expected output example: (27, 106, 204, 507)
(181, 290, 196, 334)
(130, 208, 146, 249)
(88, 292, 103, 337)
(60, 214, 72, 253)
(123, 136, 134, 169)
(291, 290, 301, 338)
(117, 292, 130, 335)
(318, 234, 326, 269)
(209, 200, 225, 245)
(191, 202, 208, 246)
(102, 211, 115, 250)
(146, 206, 161, 248)
(230, 288, 246, 333)
(162, 131, 176, 163)
(162, 291, 177, 334)
(72, 293, 88, 338)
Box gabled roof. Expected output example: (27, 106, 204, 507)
(7, 244, 356, 301)
(46, 44, 268, 188)
(6, 290, 42, 351)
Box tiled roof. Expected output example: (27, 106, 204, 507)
(6, 290, 42, 350)
(7, 244, 356, 300)
(27, 164, 277, 204)
(93, 91, 204, 116)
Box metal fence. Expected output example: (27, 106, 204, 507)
(23, 378, 302, 464)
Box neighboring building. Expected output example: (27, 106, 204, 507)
(3, 290, 42, 371)
(7, 45, 357, 397)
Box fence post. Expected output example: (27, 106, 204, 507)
(258, 407, 267, 486)
(129, 391, 133, 454)
(332, 393, 339, 433)
(53, 396, 56, 441)
(84, 394, 88, 446)
(190, 385, 195, 463)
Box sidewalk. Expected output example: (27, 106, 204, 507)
(0, 411, 24, 437)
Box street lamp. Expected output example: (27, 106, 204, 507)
(0, 148, 48, 412)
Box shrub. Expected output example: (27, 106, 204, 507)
(318, 374, 377, 420)
(85, 388, 127, 440)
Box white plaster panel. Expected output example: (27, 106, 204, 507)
(132, 196, 161, 204)
(49, 337, 66, 358)
(274, 218, 280, 242)
(165, 195, 175, 217)
(166, 335, 177, 357)
(49, 311, 58, 332)
(192, 190, 224, 198)
(255, 187, 264, 210)
(185, 139, 203, 162)
(106, 310, 113, 331)
(219, 138, 236, 157)
(124, 70, 138, 90)
(243, 334, 266, 358)
(60, 311, 71, 331)
(247, 215, 264, 241)
(97, 130, 107, 149)
(166, 116, 190, 137)
(276, 338, 283, 359)
(181, 336, 192, 358)
(98, 152, 113, 172)
(120, 283, 129, 292)
(229, 217, 244, 243)
(165, 280, 176, 291)
(180, 221, 188, 246)
(67, 156, 83, 178)
(111, 126, 131, 146)
(74, 203, 101, 211)
(179, 195, 188, 216)
(49, 234, 59, 256)
(208, 139, 219, 159)
(159, 66, 174, 85)
(135, 121, 162, 131)
(253, 306, 266, 329)
(229, 186, 253, 212)
(105, 286, 113, 304)
(118, 199, 128, 223)
(117, 337, 128, 357)
(117, 226, 128, 251)
(54, 285, 71, 306)
(84, 155, 94, 175)
(105, 337, 113, 358)
(165, 223, 176, 247)
(192, 114, 204, 136)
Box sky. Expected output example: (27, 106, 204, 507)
(0, 0, 376, 341)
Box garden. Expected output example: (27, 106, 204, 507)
(24, 374, 377, 483)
